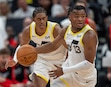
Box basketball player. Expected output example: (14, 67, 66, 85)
(5, 7, 67, 87)
(75, 0, 97, 32)
(35, 5, 98, 87)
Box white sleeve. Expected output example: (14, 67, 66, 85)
(63, 60, 94, 74)
(13, 45, 20, 63)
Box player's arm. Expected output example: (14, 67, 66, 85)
(13, 27, 30, 62)
(83, 30, 98, 63)
(20, 26, 30, 45)
(36, 29, 67, 53)
(5, 27, 30, 69)
(14, 26, 30, 58)
(62, 30, 98, 74)
(53, 23, 61, 38)
(53, 23, 67, 48)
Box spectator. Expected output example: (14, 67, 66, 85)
(13, 0, 34, 18)
(52, 0, 59, 5)
(60, 0, 97, 33)
(0, 48, 26, 87)
(96, 53, 111, 87)
(18, 17, 33, 44)
(23, 17, 33, 29)
(96, 15, 111, 87)
(38, 0, 52, 16)
(51, 0, 71, 18)
(104, 16, 111, 50)
(0, 17, 8, 49)
(0, 48, 13, 87)
(0, 37, 32, 87)
(6, 26, 18, 56)
(74, 0, 95, 19)
(0, 1, 13, 18)
(0, 48, 11, 71)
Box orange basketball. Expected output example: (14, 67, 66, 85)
(17, 44, 37, 67)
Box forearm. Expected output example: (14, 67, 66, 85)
(13, 42, 55, 61)
(63, 60, 94, 74)
(36, 42, 58, 54)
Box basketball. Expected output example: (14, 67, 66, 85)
(17, 44, 37, 67)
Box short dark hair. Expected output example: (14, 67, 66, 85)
(68, 5, 87, 16)
(32, 7, 47, 18)
(74, 0, 86, 5)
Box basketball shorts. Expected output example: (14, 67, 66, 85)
(29, 57, 57, 83)
(51, 71, 97, 87)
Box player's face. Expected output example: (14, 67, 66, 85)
(0, 54, 9, 70)
(33, 13, 48, 29)
(69, 9, 86, 30)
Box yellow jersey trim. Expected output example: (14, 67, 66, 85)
(50, 23, 57, 41)
(64, 24, 71, 39)
(69, 25, 92, 46)
(79, 25, 92, 46)
(70, 25, 87, 36)
(60, 77, 70, 87)
(36, 73, 49, 83)
(30, 23, 33, 39)
(34, 21, 49, 38)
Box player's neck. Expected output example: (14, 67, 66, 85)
(35, 27, 47, 36)
(71, 25, 86, 33)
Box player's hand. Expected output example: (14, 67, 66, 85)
(48, 65, 63, 79)
(5, 59, 17, 70)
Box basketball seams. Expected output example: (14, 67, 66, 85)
(17, 45, 37, 67)
(17, 52, 37, 58)
(19, 54, 36, 66)
(18, 52, 37, 66)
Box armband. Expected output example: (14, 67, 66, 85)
(63, 60, 94, 74)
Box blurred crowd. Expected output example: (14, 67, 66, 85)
(0, 0, 111, 87)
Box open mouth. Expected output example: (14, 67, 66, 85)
(77, 23, 83, 26)
(40, 24, 43, 26)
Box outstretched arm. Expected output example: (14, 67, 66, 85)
(63, 30, 98, 73)
(5, 27, 30, 69)
(36, 29, 67, 54)
(49, 30, 98, 77)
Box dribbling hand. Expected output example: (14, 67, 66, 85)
(5, 60, 17, 70)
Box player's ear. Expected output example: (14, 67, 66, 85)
(46, 16, 48, 21)
(33, 18, 35, 22)
(68, 14, 71, 21)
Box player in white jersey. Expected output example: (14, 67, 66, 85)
(29, 21, 67, 85)
(35, 5, 98, 87)
(5, 7, 67, 87)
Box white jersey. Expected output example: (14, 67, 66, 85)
(30, 21, 67, 65)
(50, 24, 98, 87)
(64, 24, 97, 65)
(64, 24, 98, 77)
